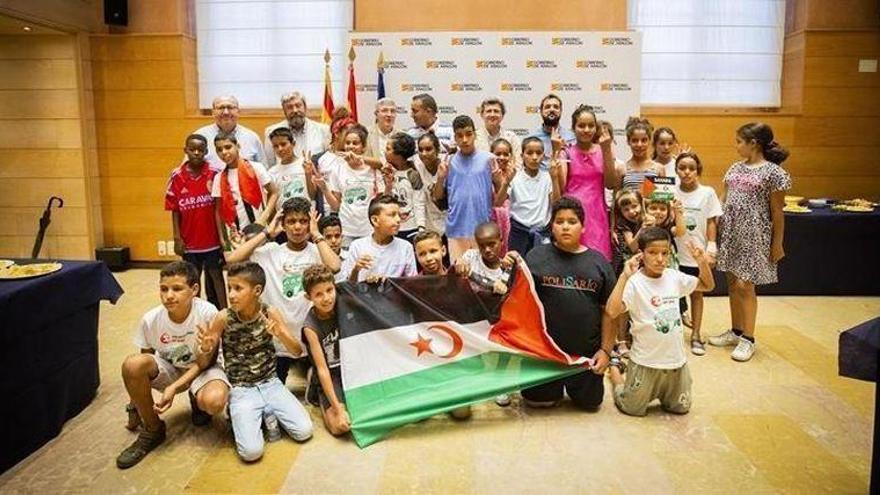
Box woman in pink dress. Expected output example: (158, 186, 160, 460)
(554, 105, 616, 261)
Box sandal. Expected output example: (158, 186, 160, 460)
(682, 313, 693, 329)
(609, 356, 627, 374)
(615, 341, 631, 359)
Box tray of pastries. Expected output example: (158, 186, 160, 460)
(832, 198, 876, 213)
(0, 261, 63, 280)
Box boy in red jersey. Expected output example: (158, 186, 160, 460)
(166, 134, 226, 308)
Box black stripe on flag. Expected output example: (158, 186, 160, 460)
(336, 272, 514, 339)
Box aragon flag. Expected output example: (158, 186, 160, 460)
(336, 263, 594, 448)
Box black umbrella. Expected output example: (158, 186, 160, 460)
(31, 196, 64, 259)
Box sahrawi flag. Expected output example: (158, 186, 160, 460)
(337, 263, 594, 447)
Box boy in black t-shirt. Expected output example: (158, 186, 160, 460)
(301, 264, 350, 436)
(522, 196, 617, 410)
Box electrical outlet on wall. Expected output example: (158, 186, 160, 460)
(858, 59, 878, 73)
(166, 240, 175, 255)
(158, 240, 167, 256)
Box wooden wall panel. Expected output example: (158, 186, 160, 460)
(92, 60, 184, 90)
(794, 116, 880, 145)
(0, 60, 78, 89)
(640, 115, 796, 147)
(0, 178, 88, 207)
(0, 89, 81, 118)
(801, 87, 880, 116)
(0, 35, 75, 59)
(0, 150, 85, 178)
(115, 0, 190, 35)
(805, 0, 880, 31)
(0, 206, 88, 236)
(0, 33, 98, 259)
(803, 31, 880, 57)
(90, 35, 185, 61)
(803, 57, 880, 87)
(0, 119, 83, 149)
(355, 0, 627, 31)
(93, 90, 186, 119)
(0, 0, 103, 33)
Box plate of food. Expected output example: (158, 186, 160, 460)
(833, 198, 876, 212)
(783, 205, 812, 213)
(0, 259, 13, 269)
(0, 262, 63, 280)
(844, 205, 874, 213)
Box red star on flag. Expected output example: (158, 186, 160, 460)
(409, 333, 434, 356)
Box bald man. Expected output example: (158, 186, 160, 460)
(192, 95, 266, 171)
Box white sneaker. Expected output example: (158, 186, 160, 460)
(690, 339, 706, 356)
(495, 394, 512, 407)
(731, 337, 756, 362)
(708, 329, 740, 347)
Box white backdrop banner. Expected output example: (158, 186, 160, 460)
(348, 31, 641, 157)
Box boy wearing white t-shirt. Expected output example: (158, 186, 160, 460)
(225, 197, 341, 386)
(605, 227, 715, 417)
(268, 127, 316, 211)
(211, 134, 278, 250)
(342, 194, 417, 283)
(674, 152, 722, 355)
(494, 136, 562, 256)
(455, 221, 519, 295)
(117, 261, 229, 469)
(383, 132, 426, 240)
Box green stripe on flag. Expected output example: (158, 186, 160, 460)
(345, 351, 585, 447)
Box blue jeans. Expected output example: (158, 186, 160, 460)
(229, 377, 313, 461)
(508, 219, 550, 257)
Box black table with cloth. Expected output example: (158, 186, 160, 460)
(0, 260, 123, 473)
(838, 317, 879, 493)
(709, 208, 880, 296)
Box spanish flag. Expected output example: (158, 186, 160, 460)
(321, 48, 335, 124)
(336, 264, 593, 447)
(346, 45, 358, 122)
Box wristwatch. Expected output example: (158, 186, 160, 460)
(312, 234, 326, 244)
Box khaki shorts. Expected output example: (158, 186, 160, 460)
(149, 354, 230, 395)
(613, 362, 692, 416)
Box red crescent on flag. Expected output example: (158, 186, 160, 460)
(425, 324, 464, 359)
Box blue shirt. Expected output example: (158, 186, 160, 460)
(445, 150, 493, 238)
(529, 126, 575, 171)
(407, 121, 454, 152)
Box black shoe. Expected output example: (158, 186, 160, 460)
(189, 391, 211, 427)
(116, 422, 166, 469)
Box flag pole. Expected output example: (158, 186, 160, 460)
(322, 48, 335, 124)
(377, 51, 386, 99)
(347, 44, 358, 122)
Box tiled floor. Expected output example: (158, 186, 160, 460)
(0, 268, 875, 494)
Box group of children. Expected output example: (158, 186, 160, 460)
(123, 108, 790, 468)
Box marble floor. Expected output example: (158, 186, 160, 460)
(0, 268, 875, 494)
